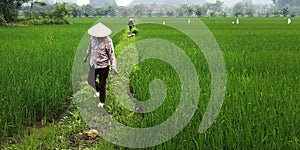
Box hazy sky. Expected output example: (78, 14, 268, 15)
(77, 0, 89, 6)
(74, 0, 274, 6)
(206, 0, 273, 6)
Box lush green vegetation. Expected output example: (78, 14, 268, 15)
(119, 17, 299, 149)
(0, 18, 98, 139)
(1, 17, 299, 149)
(200, 18, 299, 149)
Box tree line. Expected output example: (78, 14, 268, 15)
(273, 0, 300, 9)
(0, 0, 70, 25)
(1, 0, 300, 26)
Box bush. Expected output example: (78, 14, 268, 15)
(54, 18, 71, 25)
(63, 18, 71, 24)
(0, 14, 7, 26)
(54, 18, 64, 24)
(17, 18, 27, 22)
(22, 3, 71, 26)
(27, 17, 70, 25)
(42, 17, 54, 24)
(27, 19, 43, 25)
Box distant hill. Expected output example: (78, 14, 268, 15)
(89, 0, 207, 8)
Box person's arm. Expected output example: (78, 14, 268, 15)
(84, 37, 93, 63)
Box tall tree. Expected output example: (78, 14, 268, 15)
(202, 1, 223, 17)
(245, 3, 255, 17)
(281, 6, 289, 17)
(82, 4, 95, 17)
(277, 0, 300, 8)
(29, 0, 46, 19)
(180, 4, 194, 17)
(269, 4, 280, 17)
(133, 4, 146, 17)
(194, 5, 202, 17)
(184, 6, 194, 17)
(233, 2, 245, 17)
(107, 6, 116, 17)
(52, 2, 70, 19)
(166, 9, 175, 17)
(0, 0, 26, 23)
(70, 3, 81, 17)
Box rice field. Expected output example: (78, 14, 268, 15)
(0, 18, 98, 137)
(0, 17, 299, 149)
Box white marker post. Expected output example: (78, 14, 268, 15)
(288, 18, 292, 24)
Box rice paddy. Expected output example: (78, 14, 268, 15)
(0, 17, 299, 149)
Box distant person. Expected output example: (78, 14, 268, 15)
(83, 22, 118, 107)
(128, 18, 135, 32)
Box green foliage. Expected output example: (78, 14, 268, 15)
(166, 9, 175, 17)
(29, 0, 47, 19)
(0, 18, 98, 142)
(245, 3, 255, 17)
(3, 102, 109, 149)
(82, 4, 94, 17)
(26, 3, 71, 25)
(0, 0, 23, 23)
(222, 11, 227, 17)
(281, 7, 289, 17)
(195, 7, 203, 17)
(276, 0, 300, 8)
(233, 2, 245, 17)
(106, 6, 117, 17)
(53, 3, 69, 20)
(70, 3, 81, 17)
(27, 18, 43, 25)
(0, 14, 7, 26)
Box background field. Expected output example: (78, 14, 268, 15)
(0, 17, 299, 149)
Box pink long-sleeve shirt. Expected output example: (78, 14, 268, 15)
(86, 36, 117, 71)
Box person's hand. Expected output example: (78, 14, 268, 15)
(83, 57, 87, 63)
(112, 68, 118, 75)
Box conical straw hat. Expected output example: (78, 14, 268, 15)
(88, 22, 112, 37)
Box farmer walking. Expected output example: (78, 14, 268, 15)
(83, 22, 118, 107)
(128, 18, 135, 32)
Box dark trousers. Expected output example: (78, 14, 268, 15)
(88, 66, 109, 103)
(129, 25, 133, 32)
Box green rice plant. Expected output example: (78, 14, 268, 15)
(100, 18, 299, 149)
(0, 18, 98, 139)
(1, 17, 299, 149)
